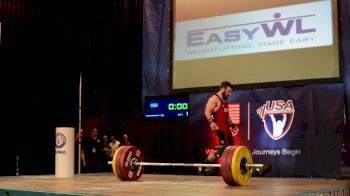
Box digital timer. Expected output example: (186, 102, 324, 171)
(168, 103, 188, 110)
(144, 95, 189, 121)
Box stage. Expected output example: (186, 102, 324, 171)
(0, 173, 349, 196)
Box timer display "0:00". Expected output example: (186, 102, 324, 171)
(168, 103, 188, 110)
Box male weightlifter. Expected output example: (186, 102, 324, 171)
(198, 81, 238, 175)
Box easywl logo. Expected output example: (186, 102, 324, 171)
(187, 12, 316, 47)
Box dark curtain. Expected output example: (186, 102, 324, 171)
(0, 0, 143, 175)
(341, 1, 350, 124)
(142, 0, 170, 97)
(341, 0, 350, 165)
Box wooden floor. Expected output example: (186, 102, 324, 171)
(0, 173, 349, 196)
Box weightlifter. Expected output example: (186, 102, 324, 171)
(199, 81, 238, 175)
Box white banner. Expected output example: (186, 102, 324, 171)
(55, 127, 75, 178)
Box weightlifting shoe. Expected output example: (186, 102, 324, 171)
(198, 167, 214, 176)
(204, 167, 215, 176)
(197, 166, 205, 175)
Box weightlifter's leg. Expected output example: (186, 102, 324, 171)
(198, 130, 226, 175)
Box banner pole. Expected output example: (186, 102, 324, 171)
(78, 72, 82, 174)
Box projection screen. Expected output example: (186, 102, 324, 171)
(171, 0, 340, 92)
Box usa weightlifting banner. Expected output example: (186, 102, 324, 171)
(190, 83, 344, 177)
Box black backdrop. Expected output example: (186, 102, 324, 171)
(0, 0, 143, 175)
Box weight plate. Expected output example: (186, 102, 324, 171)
(112, 146, 123, 177)
(231, 146, 253, 186)
(220, 146, 235, 186)
(116, 146, 145, 181)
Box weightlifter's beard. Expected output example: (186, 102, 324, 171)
(222, 92, 228, 101)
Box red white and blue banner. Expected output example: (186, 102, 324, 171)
(190, 83, 344, 177)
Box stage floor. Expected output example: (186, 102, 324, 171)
(0, 173, 349, 196)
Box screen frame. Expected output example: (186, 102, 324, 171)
(170, 0, 343, 94)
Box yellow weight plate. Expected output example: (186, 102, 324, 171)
(112, 146, 124, 177)
(231, 146, 253, 186)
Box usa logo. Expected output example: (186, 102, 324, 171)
(256, 100, 295, 140)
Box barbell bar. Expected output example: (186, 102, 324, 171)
(108, 145, 271, 186)
(107, 161, 265, 169)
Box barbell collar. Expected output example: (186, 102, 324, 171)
(246, 163, 265, 169)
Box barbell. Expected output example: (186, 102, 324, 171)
(108, 145, 271, 186)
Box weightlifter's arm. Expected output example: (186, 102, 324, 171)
(205, 96, 218, 131)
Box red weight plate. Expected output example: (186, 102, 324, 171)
(116, 146, 145, 181)
(220, 146, 236, 186)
